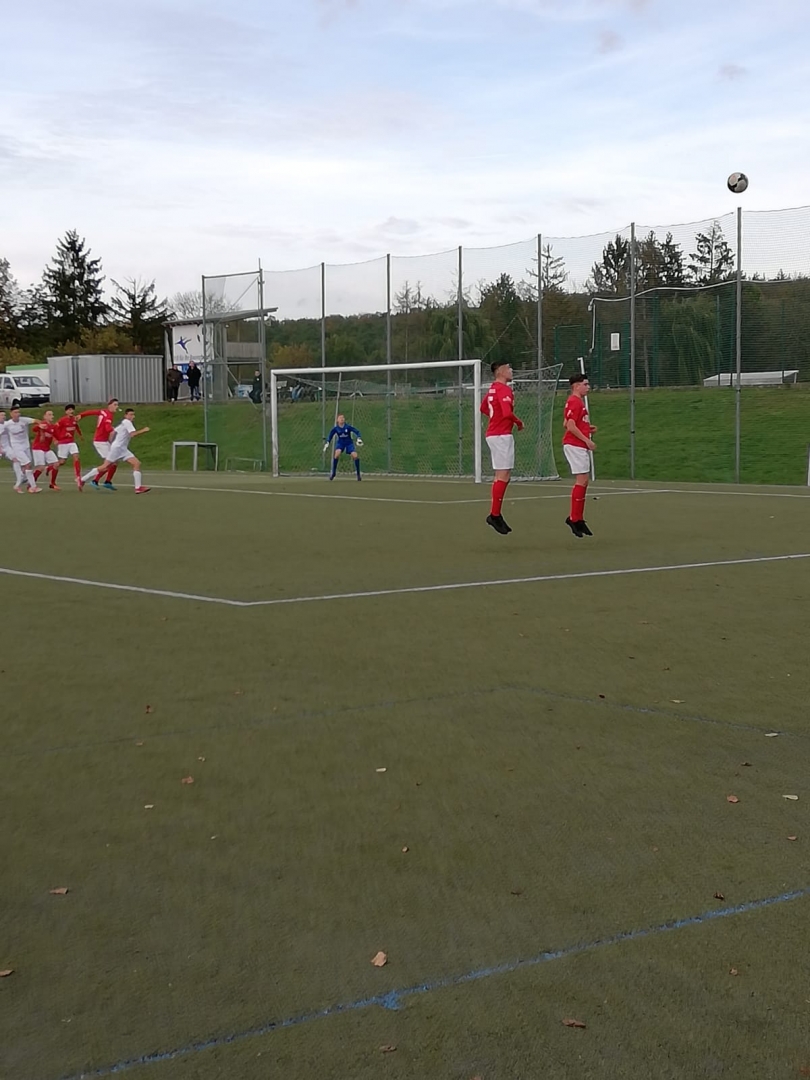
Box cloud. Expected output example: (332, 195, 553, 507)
(597, 28, 623, 52)
(719, 62, 748, 81)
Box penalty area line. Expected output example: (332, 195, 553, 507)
(2, 552, 808, 609)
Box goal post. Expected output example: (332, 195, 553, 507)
(270, 359, 484, 482)
(269, 359, 562, 482)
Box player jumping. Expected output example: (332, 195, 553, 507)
(481, 361, 523, 534)
(80, 408, 150, 493)
(562, 373, 597, 538)
(3, 403, 40, 493)
(323, 414, 363, 481)
(53, 404, 84, 489)
(31, 410, 60, 489)
(80, 398, 119, 490)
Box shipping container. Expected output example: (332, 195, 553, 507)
(47, 355, 165, 404)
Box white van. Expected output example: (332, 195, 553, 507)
(0, 371, 51, 408)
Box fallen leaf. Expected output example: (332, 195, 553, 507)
(726, 795, 740, 804)
(49, 887, 69, 896)
(144, 804, 154, 810)
(788, 836, 798, 841)
(234, 690, 243, 696)
(510, 888, 524, 896)
(729, 968, 739, 976)
(562, 1018, 586, 1029)
(740, 762, 752, 767)
(135, 741, 144, 747)
(401, 846, 409, 853)
(783, 794, 799, 801)
(371, 951, 388, 967)
(652, 846, 659, 852)
(145, 705, 153, 714)
(713, 892, 725, 901)
(210, 835, 217, 840)
(670, 699, 684, 704)
(380, 1045, 397, 1054)
(0, 970, 13, 978)
(765, 732, 779, 738)
(181, 776, 194, 785)
(197, 756, 206, 762)
(598, 694, 606, 699)
(376, 768, 387, 773)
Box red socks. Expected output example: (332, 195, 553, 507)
(107, 464, 118, 484)
(33, 469, 42, 482)
(491, 479, 508, 516)
(73, 458, 81, 479)
(570, 483, 587, 522)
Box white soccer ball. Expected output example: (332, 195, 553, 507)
(727, 172, 749, 194)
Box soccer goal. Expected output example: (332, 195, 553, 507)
(269, 359, 562, 481)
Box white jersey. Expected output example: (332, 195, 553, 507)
(0, 421, 10, 455)
(109, 418, 136, 455)
(3, 416, 35, 454)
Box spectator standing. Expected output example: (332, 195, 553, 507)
(186, 360, 202, 401)
(166, 364, 183, 403)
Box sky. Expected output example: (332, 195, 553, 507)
(2, 0, 809, 313)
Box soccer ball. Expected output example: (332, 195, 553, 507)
(727, 172, 749, 194)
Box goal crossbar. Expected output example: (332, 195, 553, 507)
(270, 359, 483, 481)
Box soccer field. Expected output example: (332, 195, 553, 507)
(3, 474, 810, 1080)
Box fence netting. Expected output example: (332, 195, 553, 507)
(199, 205, 810, 484)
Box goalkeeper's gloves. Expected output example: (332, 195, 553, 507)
(355, 438, 363, 447)
(322, 442, 330, 453)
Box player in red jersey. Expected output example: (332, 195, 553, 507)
(80, 398, 119, 490)
(480, 360, 523, 535)
(53, 404, 85, 489)
(31, 410, 60, 489)
(562, 373, 597, 538)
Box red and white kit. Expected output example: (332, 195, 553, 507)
(562, 394, 594, 474)
(481, 380, 519, 471)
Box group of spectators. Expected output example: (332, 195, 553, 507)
(166, 360, 202, 403)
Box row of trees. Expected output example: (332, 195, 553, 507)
(3, 222, 807, 388)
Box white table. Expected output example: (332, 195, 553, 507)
(171, 441, 218, 471)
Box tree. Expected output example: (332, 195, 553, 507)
(0, 257, 22, 347)
(590, 234, 632, 295)
(41, 230, 107, 340)
(270, 343, 315, 368)
(687, 222, 735, 286)
(523, 243, 568, 298)
(477, 273, 534, 364)
(109, 278, 169, 352)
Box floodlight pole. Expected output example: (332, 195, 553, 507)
(258, 260, 268, 470)
(386, 253, 393, 473)
(735, 206, 742, 483)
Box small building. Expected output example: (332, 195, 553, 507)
(48, 354, 165, 404)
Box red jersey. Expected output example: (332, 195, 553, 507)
(81, 408, 115, 444)
(480, 380, 519, 437)
(31, 421, 56, 452)
(562, 394, 594, 446)
(54, 415, 82, 445)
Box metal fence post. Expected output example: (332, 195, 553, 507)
(537, 232, 544, 475)
(201, 274, 209, 445)
(320, 261, 326, 441)
(629, 222, 636, 480)
(386, 253, 392, 473)
(735, 207, 743, 483)
(258, 261, 268, 469)
(458, 245, 464, 474)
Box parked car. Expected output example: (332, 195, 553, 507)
(0, 372, 51, 408)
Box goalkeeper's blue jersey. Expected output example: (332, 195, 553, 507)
(327, 423, 361, 450)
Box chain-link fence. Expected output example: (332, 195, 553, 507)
(201, 205, 810, 483)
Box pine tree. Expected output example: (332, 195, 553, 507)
(687, 222, 735, 286)
(110, 278, 169, 352)
(0, 257, 21, 348)
(41, 230, 107, 340)
(590, 235, 632, 295)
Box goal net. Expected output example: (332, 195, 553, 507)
(270, 360, 562, 481)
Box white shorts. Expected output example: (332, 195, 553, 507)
(33, 449, 58, 467)
(107, 442, 134, 464)
(564, 444, 591, 476)
(10, 448, 32, 467)
(486, 434, 515, 472)
(94, 441, 112, 460)
(58, 442, 79, 459)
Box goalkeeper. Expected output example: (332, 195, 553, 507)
(323, 414, 363, 481)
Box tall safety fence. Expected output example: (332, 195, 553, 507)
(201, 205, 810, 484)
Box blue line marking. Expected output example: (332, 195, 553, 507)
(56, 885, 810, 1080)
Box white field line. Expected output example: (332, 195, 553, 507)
(2, 553, 808, 609)
(149, 483, 661, 506)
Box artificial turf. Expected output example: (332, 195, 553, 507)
(1, 475, 809, 1079)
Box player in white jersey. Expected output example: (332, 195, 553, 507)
(2, 404, 41, 493)
(80, 408, 150, 493)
